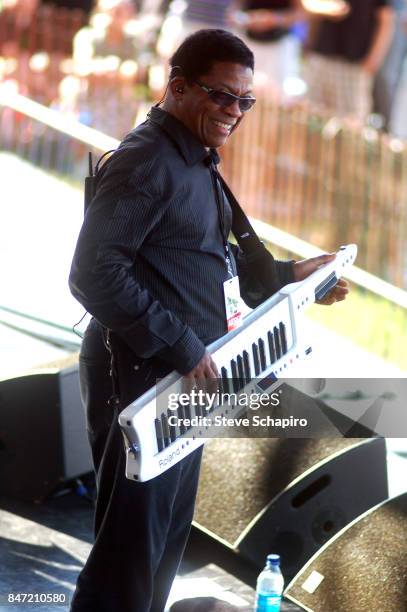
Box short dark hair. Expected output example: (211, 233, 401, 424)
(170, 29, 254, 83)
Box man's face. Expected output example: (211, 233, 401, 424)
(177, 61, 254, 149)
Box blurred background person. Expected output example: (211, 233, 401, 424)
(156, 0, 234, 60)
(229, 0, 306, 92)
(181, 0, 233, 31)
(372, 0, 407, 131)
(302, 0, 395, 123)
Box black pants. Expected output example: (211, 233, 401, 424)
(70, 320, 203, 612)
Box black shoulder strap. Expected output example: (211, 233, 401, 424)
(216, 171, 265, 257)
(210, 159, 281, 294)
(206, 149, 266, 256)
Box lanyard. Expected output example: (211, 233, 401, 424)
(207, 150, 282, 297)
(209, 162, 234, 278)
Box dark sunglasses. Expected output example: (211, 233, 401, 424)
(195, 80, 256, 112)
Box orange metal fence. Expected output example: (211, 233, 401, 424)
(0, 4, 86, 57)
(1, 78, 406, 290)
(221, 98, 407, 290)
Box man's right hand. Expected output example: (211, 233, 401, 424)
(185, 351, 219, 381)
(182, 351, 219, 397)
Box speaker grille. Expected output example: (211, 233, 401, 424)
(194, 437, 366, 547)
(285, 493, 407, 611)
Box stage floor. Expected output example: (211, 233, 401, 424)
(0, 489, 300, 612)
(0, 444, 406, 612)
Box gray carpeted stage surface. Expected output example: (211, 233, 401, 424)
(0, 486, 302, 612)
(1, 440, 407, 611)
(285, 492, 407, 611)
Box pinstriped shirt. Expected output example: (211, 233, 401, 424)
(69, 107, 293, 374)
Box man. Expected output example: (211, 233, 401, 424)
(303, 0, 394, 122)
(69, 29, 347, 612)
(156, 0, 233, 60)
(230, 0, 305, 90)
(373, 0, 407, 130)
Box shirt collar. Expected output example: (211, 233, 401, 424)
(147, 105, 215, 167)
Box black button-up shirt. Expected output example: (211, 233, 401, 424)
(69, 107, 293, 374)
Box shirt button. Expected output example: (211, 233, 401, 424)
(134, 365, 140, 371)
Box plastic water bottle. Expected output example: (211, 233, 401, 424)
(254, 554, 284, 611)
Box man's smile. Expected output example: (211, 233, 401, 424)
(210, 118, 235, 134)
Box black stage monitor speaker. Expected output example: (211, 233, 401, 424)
(0, 355, 92, 501)
(284, 492, 407, 611)
(193, 436, 388, 581)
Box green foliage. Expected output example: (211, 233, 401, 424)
(306, 283, 407, 370)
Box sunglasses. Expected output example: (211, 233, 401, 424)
(195, 80, 256, 112)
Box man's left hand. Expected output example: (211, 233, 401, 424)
(293, 253, 349, 305)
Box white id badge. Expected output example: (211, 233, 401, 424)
(223, 275, 243, 332)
